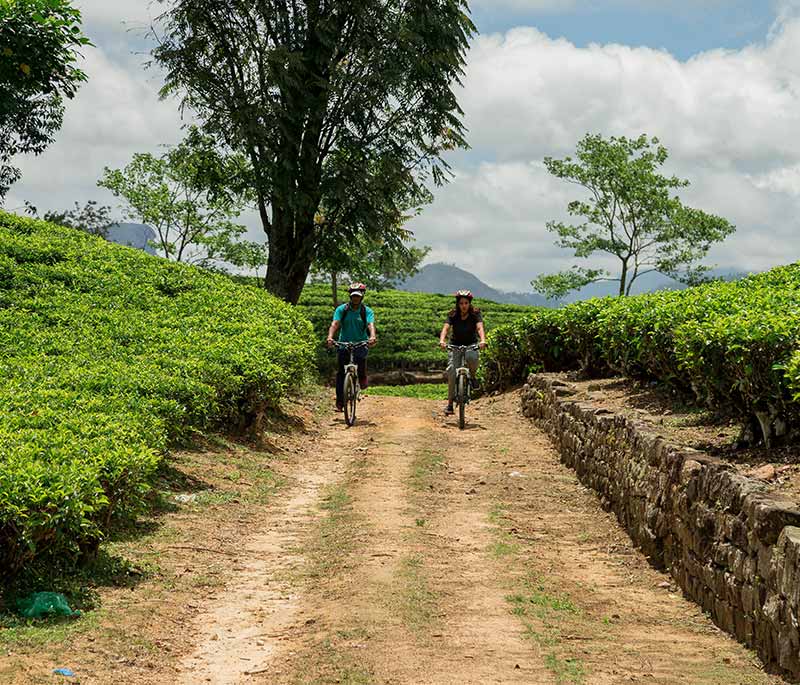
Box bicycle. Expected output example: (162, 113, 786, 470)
(447, 343, 481, 429)
(333, 340, 370, 427)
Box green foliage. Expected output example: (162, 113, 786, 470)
(311, 225, 430, 304)
(0, 0, 90, 200)
(534, 133, 735, 297)
(295, 283, 533, 372)
(98, 127, 251, 263)
(208, 239, 269, 279)
(366, 384, 447, 400)
(0, 211, 314, 581)
(532, 267, 607, 301)
(27, 200, 116, 238)
(153, 0, 475, 303)
(487, 264, 800, 446)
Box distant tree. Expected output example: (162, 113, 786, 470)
(42, 200, 115, 237)
(0, 0, 90, 201)
(532, 134, 736, 299)
(312, 224, 430, 306)
(204, 237, 269, 280)
(99, 127, 251, 263)
(153, 0, 474, 303)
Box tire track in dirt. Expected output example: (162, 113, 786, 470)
(180, 391, 785, 685)
(257, 396, 539, 684)
(176, 411, 369, 684)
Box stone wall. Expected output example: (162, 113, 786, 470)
(522, 374, 800, 679)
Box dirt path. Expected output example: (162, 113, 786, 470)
(176, 392, 783, 685)
(3, 392, 786, 684)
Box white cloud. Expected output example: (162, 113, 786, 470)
(7, 43, 186, 217)
(749, 165, 800, 196)
(468, 0, 727, 13)
(405, 17, 800, 288)
(73, 0, 162, 33)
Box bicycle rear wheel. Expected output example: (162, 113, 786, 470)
(457, 375, 466, 429)
(344, 374, 357, 427)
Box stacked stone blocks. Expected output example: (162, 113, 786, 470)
(522, 374, 800, 679)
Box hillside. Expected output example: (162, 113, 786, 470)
(399, 262, 750, 305)
(0, 212, 314, 580)
(398, 262, 552, 307)
(298, 283, 536, 371)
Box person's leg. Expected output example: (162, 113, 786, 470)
(446, 349, 456, 411)
(355, 347, 369, 389)
(335, 350, 347, 409)
(466, 349, 480, 388)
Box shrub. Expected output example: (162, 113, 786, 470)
(0, 212, 315, 580)
(483, 264, 800, 446)
(295, 284, 535, 372)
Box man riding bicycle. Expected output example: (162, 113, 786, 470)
(326, 283, 377, 412)
(439, 290, 487, 415)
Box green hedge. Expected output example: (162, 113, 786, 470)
(296, 284, 534, 372)
(482, 264, 800, 446)
(0, 212, 315, 580)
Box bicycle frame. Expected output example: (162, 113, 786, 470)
(448, 344, 480, 377)
(333, 341, 370, 427)
(334, 340, 369, 369)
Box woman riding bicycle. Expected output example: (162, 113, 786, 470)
(439, 290, 487, 415)
(326, 283, 377, 412)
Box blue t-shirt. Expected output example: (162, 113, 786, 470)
(333, 303, 375, 342)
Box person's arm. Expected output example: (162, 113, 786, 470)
(476, 321, 487, 349)
(327, 319, 341, 347)
(366, 308, 377, 347)
(439, 323, 450, 349)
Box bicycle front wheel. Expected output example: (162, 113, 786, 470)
(457, 375, 466, 429)
(344, 374, 357, 427)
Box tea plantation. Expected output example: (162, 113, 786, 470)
(482, 264, 800, 446)
(297, 284, 535, 371)
(0, 212, 315, 580)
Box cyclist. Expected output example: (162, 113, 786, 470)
(326, 282, 377, 412)
(439, 289, 487, 415)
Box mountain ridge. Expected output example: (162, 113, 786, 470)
(398, 262, 749, 305)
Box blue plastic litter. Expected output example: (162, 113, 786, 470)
(53, 668, 76, 677)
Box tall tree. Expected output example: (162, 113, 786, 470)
(153, 0, 474, 303)
(98, 127, 251, 263)
(532, 134, 736, 299)
(0, 0, 90, 201)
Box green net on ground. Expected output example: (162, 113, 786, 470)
(16, 592, 80, 618)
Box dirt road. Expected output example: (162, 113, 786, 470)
(178, 392, 781, 685)
(2, 392, 786, 684)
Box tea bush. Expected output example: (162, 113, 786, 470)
(482, 265, 800, 446)
(0, 212, 314, 579)
(296, 284, 534, 372)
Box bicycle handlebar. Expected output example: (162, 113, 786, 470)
(332, 340, 370, 349)
(446, 343, 481, 351)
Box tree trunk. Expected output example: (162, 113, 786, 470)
(619, 260, 628, 297)
(262, 209, 316, 305)
(331, 271, 339, 307)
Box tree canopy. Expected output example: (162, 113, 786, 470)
(311, 222, 430, 305)
(0, 0, 90, 201)
(532, 134, 736, 299)
(153, 0, 474, 303)
(98, 128, 251, 263)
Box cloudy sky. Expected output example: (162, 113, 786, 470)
(8, 0, 800, 291)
